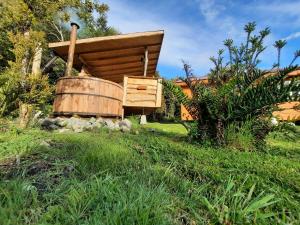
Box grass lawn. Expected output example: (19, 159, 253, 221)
(0, 122, 299, 224)
(144, 122, 188, 135)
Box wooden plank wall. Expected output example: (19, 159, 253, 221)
(273, 102, 300, 121)
(123, 76, 162, 108)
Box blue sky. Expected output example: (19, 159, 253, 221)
(103, 0, 300, 79)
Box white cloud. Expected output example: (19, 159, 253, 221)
(196, 0, 226, 22)
(103, 0, 298, 76)
(107, 1, 229, 73)
(104, 0, 244, 76)
(250, 1, 300, 27)
(284, 31, 300, 41)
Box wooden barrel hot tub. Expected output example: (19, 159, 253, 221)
(53, 76, 123, 117)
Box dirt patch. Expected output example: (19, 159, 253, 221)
(0, 153, 75, 193)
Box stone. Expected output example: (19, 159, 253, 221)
(39, 116, 133, 134)
(40, 118, 53, 129)
(83, 123, 96, 131)
(49, 124, 59, 130)
(119, 119, 132, 129)
(56, 118, 69, 127)
(89, 117, 96, 123)
(96, 117, 105, 124)
(140, 115, 147, 125)
(104, 119, 117, 130)
(94, 121, 102, 129)
(32, 111, 43, 124)
(74, 127, 83, 133)
(121, 126, 130, 132)
(288, 122, 296, 126)
(58, 128, 71, 133)
(271, 117, 278, 126)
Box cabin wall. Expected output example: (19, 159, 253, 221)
(123, 76, 162, 108)
(273, 102, 300, 121)
(180, 87, 193, 121)
(177, 71, 300, 122)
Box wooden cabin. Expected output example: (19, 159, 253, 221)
(176, 77, 208, 121)
(176, 70, 300, 122)
(49, 23, 164, 118)
(273, 69, 300, 121)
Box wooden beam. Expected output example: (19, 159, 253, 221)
(143, 47, 148, 77)
(49, 30, 164, 48)
(92, 61, 156, 73)
(74, 44, 161, 60)
(96, 70, 156, 79)
(94, 66, 156, 76)
(85, 53, 159, 67)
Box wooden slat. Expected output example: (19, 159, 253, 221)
(92, 61, 156, 73)
(79, 45, 161, 60)
(99, 74, 156, 84)
(126, 84, 157, 89)
(49, 30, 164, 48)
(123, 76, 128, 105)
(93, 66, 155, 79)
(124, 101, 157, 107)
(127, 77, 158, 85)
(126, 89, 157, 95)
(126, 94, 156, 101)
(94, 68, 156, 76)
(86, 53, 159, 67)
(122, 76, 162, 108)
(156, 78, 162, 107)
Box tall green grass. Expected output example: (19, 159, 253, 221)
(0, 125, 299, 224)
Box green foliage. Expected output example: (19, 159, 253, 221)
(77, 1, 119, 38)
(0, 0, 118, 118)
(165, 22, 300, 147)
(1, 126, 299, 224)
(224, 121, 255, 151)
(0, 30, 14, 72)
(203, 178, 279, 224)
(152, 78, 181, 121)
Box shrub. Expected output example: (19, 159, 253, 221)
(203, 177, 279, 224)
(164, 22, 300, 147)
(224, 121, 255, 151)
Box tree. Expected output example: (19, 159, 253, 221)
(274, 39, 287, 68)
(77, 1, 119, 38)
(0, 0, 118, 126)
(165, 22, 300, 146)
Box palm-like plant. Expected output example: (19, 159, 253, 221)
(290, 50, 300, 66)
(274, 40, 287, 68)
(164, 22, 300, 146)
(224, 39, 233, 65)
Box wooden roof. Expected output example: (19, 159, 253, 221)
(49, 30, 164, 83)
(176, 68, 300, 87)
(287, 68, 300, 78)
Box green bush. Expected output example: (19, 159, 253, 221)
(203, 177, 279, 224)
(164, 22, 300, 147)
(224, 121, 255, 151)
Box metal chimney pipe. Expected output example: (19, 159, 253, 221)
(65, 22, 80, 76)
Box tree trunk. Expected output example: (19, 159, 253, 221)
(32, 44, 42, 78)
(19, 103, 33, 128)
(216, 118, 225, 145)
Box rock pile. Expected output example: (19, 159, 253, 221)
(39, 117, 132, 133)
